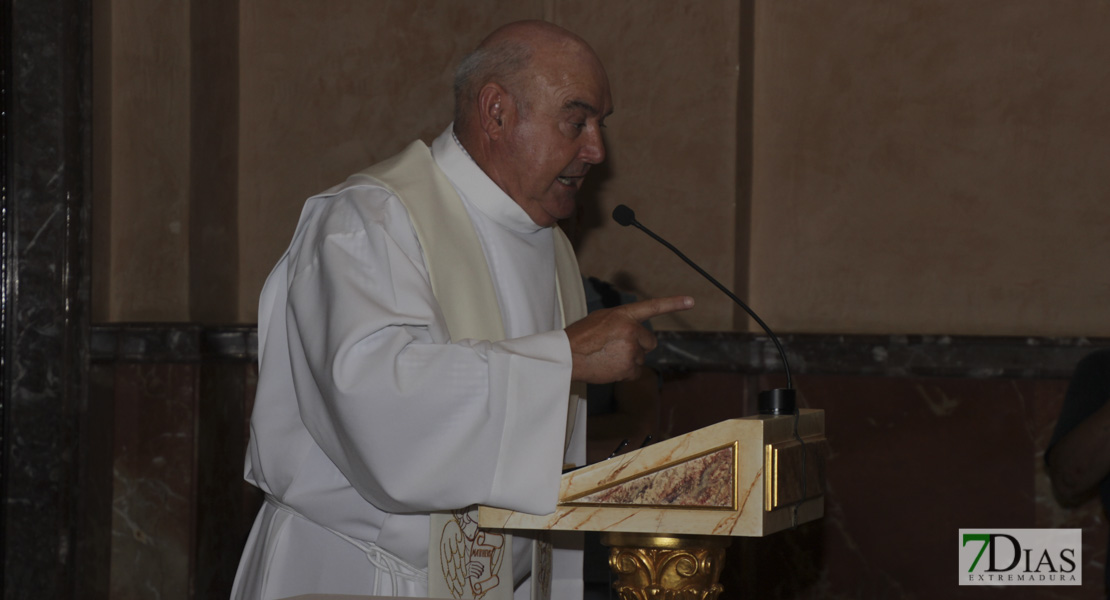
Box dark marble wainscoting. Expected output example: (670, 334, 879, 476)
(647, 333, 1110, 600)
(90, 325, 260, 600)
(89, 325, 1110, 599)
(655, 371, 1106, 600)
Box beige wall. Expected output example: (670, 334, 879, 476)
(94, 0, 1110, 337)
(234, 0, 742, 329)
(553, 2, 743, 331)
(749, 1, 1110, 336)
(237, 0, 543, 322)
(96, 0, 192, 321)
(94, 0, 239, 323)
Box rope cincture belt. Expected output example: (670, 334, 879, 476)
(265, 495, 429, 595)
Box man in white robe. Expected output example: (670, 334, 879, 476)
(231, 20, 693, 600)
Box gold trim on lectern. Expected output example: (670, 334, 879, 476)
(764, 442, 774, 511)
(764, 436, 828, 511)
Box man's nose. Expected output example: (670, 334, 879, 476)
(581, 128, 606, 164)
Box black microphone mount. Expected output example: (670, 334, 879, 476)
(611, 204, 795, 416)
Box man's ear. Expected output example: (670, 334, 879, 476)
(477, 83, 508, 140)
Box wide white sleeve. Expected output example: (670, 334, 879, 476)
(284, 192, 573, 517)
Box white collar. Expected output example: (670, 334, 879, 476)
(431, 125, 545, 234)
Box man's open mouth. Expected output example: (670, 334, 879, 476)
(556, 174, 586, 187)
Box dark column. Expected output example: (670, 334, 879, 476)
(2, 0, 100, 597)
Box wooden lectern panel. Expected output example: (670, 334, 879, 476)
(279, 596, 434, 600)
(479, 410, 826, 538)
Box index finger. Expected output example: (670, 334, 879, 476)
(619, 295, 695, 322)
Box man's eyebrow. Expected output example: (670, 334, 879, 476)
(563, 99, 613, 119)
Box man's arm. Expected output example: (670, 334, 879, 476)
(565, 295, 694, 384)
(1047, 400, 1110, 506)
(281, 192, 576, 516)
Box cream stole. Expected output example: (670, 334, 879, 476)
(360, 140, 586, 599)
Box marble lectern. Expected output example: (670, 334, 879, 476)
(479, 410, 827, 599)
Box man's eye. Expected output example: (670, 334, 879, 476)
(572, 122, 586, 130)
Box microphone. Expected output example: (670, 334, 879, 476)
(612, 204, 636, 227)
(611, 203, 795, 415)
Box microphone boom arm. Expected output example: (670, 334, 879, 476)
(628, 220, 793, 390)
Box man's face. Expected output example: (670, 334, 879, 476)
(493, 50, 612, 227)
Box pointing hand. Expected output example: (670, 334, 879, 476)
(565, 295, 694, 384)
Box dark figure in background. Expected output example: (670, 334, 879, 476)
(582, 276, 662, 464)
(1046, 348, 1110, 594)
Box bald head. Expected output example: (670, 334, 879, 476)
(453, 20, 601, 131)
(452, 21, 612, 227)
